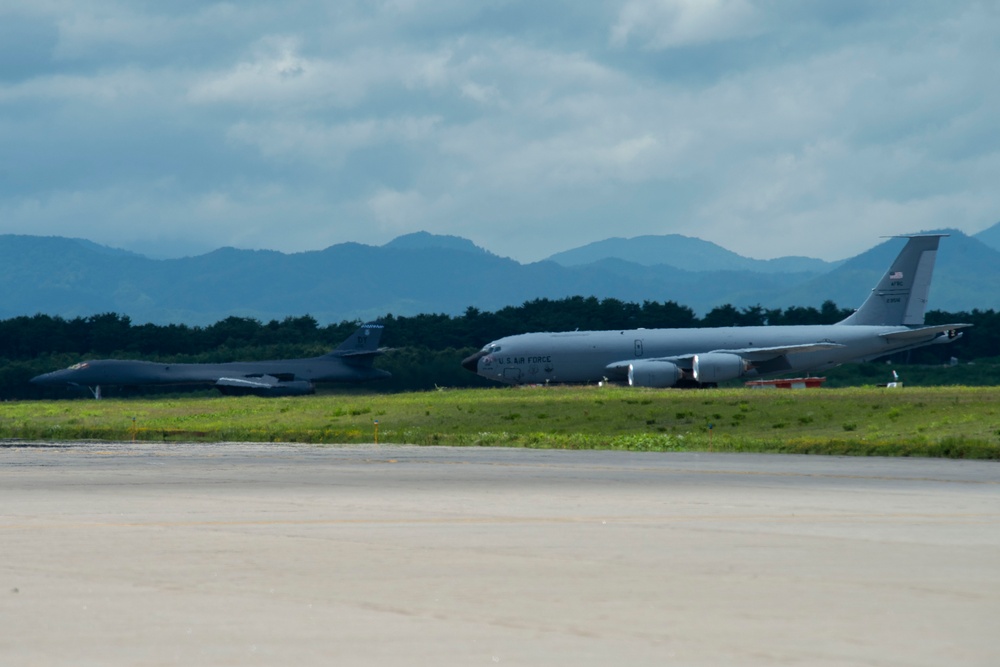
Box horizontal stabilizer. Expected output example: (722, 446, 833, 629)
(338, 348, 386, 358)
(879, 324, 972, 342)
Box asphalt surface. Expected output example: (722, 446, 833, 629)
(2, 441, 998, 666)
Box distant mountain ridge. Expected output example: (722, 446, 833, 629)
(974, 221, 1000, 252)
(383, 231, 493, 256)
(546, 234, 836, 274)
(2, 226, 999, 326)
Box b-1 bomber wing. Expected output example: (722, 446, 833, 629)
(216, 375, 282, 389)
(215, 375, 315, 397)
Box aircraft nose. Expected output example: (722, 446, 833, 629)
(30, 372, 57, 386)
(461, 349, 488, 373)
(30, 369, 76, 386)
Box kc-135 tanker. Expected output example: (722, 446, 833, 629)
(463, 235, 970, 387)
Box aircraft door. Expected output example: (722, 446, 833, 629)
(503, 368, 522, 382)
(634, 340, 644, 357)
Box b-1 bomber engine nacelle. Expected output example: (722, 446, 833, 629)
(693, 353, 750, 384)
(628, 360, 683, 388)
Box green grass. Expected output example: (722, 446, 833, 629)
(2, 385, 1000, 459)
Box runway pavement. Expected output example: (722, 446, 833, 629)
(2, 441, 998, 666)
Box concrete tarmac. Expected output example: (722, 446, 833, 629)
(2, 441, 998, 666)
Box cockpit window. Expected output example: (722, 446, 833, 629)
(68, 362, 89, 371)
(489, 345, 501, 353)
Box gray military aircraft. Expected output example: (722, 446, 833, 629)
(31, 323, 389, 398)
(462, 235, 971, 387)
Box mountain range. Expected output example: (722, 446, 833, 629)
(2, 224, 999, 326)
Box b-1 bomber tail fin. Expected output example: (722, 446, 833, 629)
(326, 323, 385, 363)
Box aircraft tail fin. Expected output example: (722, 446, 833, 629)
(326, 323, 385, 362)
(838, 235, 945, 327)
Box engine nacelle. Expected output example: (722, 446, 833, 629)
(693, 353, 749, 384)
(628, 360, 683, 388)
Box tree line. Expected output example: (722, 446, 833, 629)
(3, 297, 998, 399)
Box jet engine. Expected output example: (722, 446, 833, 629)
(692, 353, 750, 384)
(628, 360, 683, 388)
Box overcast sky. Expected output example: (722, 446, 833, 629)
(1, 1, 998, 262)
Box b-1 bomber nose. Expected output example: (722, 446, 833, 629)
(461, 349, 488, 373)
(30, 371, 59, 385)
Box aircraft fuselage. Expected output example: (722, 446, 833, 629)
(465, 324, 951, 385)
(30, 322, 390, 397)
(31, 357, 390, 388)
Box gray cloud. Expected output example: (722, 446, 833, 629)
(0, 0, 997, 262)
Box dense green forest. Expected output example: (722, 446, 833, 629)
(2, 297, 998, 399)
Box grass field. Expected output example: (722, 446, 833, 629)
(3, 385, 1000, 459)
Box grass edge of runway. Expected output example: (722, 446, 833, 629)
(2, 385, 999, 459)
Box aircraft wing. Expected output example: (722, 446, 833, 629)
(605, 342, 845, 372)
(706, 342, 846, 361)
(605, 341, 847, 383)
(216, 375, 283, 390)
(215, 375, 315, 396)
